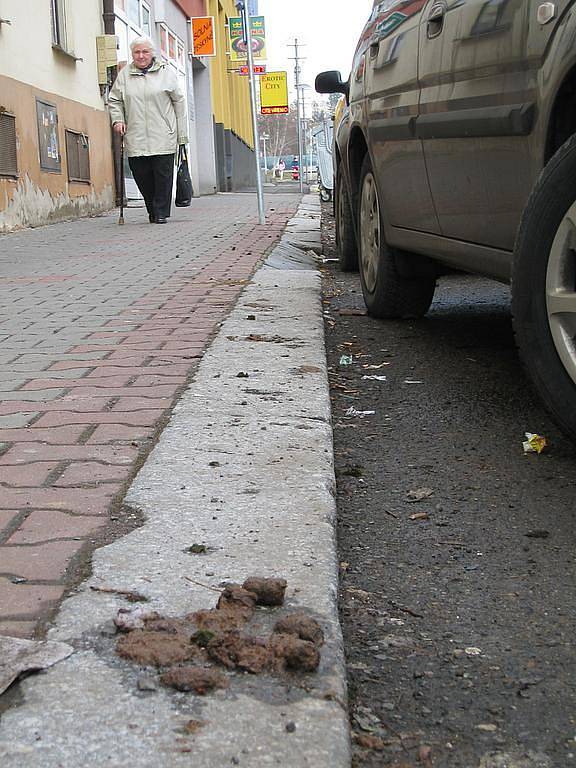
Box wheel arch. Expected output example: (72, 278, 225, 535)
(544, 62, 576, 163)
(346, 127, 369, 222)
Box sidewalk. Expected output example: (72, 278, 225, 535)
(0, 195, 350, 766)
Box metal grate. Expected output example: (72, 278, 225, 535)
(0, 113, 18, 177)
(65, 130, 90, 183)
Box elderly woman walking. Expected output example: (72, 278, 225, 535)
(109, 36, 188, 224)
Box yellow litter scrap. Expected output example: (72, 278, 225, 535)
(522, 432, 547, 454)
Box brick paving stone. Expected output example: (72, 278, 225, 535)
(130, 375, 187, 388)
(0, 486, 120, 514)
(0, 541, 84, 580)
(109, 397, 173, 411)
(0, 426, 87, 443)
(86, 425, 154, 444)
(21, 375, 132, 390)
(54, 462, 131, 486)
(0, 510, 18, 532)
(33, 410, 164, 428)
(0, 620, 37, 638)
(65, 385, 181, 399)
(0, 413, 38, 428)
(0, 462, 59, 486)
(70, 343, 164, 353)
(0, 443, 139, 465)
(6, 510, 105, 544)
(0, 389, 67, 402)
(85, 364, 191, 378)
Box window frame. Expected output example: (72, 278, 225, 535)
(65, 129, 91, 184)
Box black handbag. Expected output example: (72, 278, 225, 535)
(175, 145, 193, 207)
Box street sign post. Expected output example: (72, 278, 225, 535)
(235, 1, 265, 226)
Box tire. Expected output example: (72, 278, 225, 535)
(335, 170, 358, 271)
(320, 187, 332, 203)
(357, 154, 436, 319)
(512, 133, 576, 442)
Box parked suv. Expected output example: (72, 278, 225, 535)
(316, 0, 576, 441)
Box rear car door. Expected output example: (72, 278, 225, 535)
(417, 0, 534, 251)
(364, 0, 441, 234)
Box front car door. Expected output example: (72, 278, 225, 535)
(363, 0, 441, 234)
(417, 0, 534, 251)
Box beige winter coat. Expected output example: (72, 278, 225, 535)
(109, 59, 188, 157)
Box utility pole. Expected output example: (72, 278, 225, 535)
(288, 39, 304, 194)
(236, 0, 266, 225)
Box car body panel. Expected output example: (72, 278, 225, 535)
(322, 0, 576, 282)
(364, 0, 441, 232)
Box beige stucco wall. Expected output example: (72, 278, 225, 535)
(0, 76, 115, 233)
(0, 1, 115, 232)
(0, 0, 105, 110)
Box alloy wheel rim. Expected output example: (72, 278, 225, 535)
(360, 172, 380, 294)
(546, 200, 576, 385)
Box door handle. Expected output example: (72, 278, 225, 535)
(427, 2, 446, 38)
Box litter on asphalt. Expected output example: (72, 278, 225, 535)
(522, 432, 547, 454)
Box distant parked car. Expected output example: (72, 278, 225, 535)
(316, 0, 576, 441)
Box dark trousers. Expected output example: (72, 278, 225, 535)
(128, 154, 174, 219)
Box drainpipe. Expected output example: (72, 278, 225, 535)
(102, 0, 123, 207)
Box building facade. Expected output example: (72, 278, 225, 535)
(0, 1, 115, 232)
(206, 0, 255, 191)
(0, 0, 256, 233)
(111, 0, 218, 197)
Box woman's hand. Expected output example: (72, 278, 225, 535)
(113, 122, 126, 136)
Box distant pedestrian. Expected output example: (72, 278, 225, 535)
(278, 159, 285, 181)
(109, 36, 188, 224)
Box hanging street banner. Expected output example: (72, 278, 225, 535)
(228, 15, 266, 62)
(238, 64, 266, 76)
(259, 71, 289, 115)
(191, 16, 216, 57)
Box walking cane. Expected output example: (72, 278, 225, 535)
(118, 134, 125, 226)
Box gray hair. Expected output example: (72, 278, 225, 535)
(130, 35, 156, 53)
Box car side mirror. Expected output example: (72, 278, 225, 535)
(315, 70, 349, 100)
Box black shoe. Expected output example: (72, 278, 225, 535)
(148, 214, 155, 223)
(155, 217, 167, 224)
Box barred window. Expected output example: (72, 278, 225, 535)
(65, 130, 90, 183)
(0, 113, 18, 177)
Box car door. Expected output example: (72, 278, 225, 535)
(417, 0, 534, 250)
(364, 0, 441, 234)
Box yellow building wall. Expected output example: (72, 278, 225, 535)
(206, 0, 254, 148)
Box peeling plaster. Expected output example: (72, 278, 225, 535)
(0, 176, 114, 233)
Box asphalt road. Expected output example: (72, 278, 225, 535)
(321, 203, 576, 768)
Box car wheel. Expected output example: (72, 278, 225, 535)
(512, 133, 576, 441)
(335, 170, 358, 271)
(358, 154, 435, 318)
(320, 187, 332, 203)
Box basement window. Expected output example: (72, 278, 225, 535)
(0, 112, 18, 177)
(65, 130, 91, 183)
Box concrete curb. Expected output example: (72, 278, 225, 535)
(0, 194, 351, 767)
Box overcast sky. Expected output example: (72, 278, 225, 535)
(256, 0, 372, 99)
